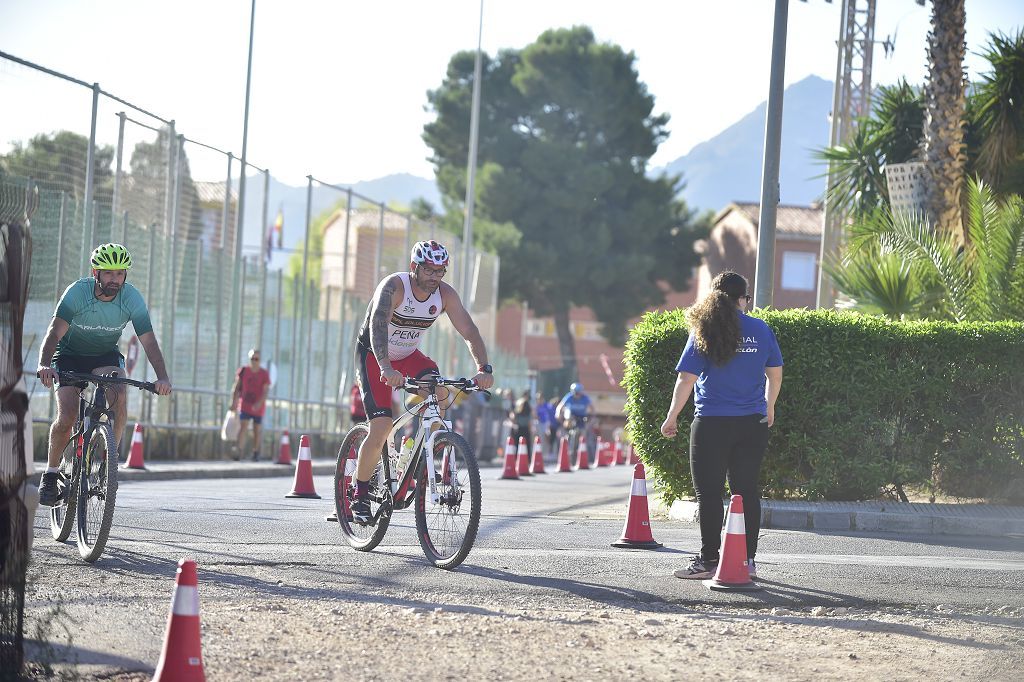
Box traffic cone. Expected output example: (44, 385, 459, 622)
(285, 434, 321, 499)
(705, 495, 760, 591)
(555, 436, 573, 473)
(614, 440, 626, 466)
(125, 423, 146, 469)
(276, 430, 292, 466)
(575, 439, 590, 470)
(516, 436, 533, 476)
(531, 435, 547, 474)
(596, 437, 611, 467)
(498, 436, 519, 480)
(628, 443, 639, 465)
(153, 558, 205, 681)
(611, 462, 663, 550)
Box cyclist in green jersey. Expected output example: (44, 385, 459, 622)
(35, 243, 173, 506)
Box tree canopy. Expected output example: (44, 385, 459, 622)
(423, 26, 707, 375)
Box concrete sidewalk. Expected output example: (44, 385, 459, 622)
(669, 499, 1024, 539)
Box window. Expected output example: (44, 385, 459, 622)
(781, 251, 817, 291)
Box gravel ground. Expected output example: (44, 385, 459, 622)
(22, 582, 1024, 681)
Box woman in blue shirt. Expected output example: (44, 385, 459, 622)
(660, 271, 783, 580)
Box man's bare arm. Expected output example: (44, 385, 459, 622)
(370, 275, 403, 371)
(37, 317, 70, 368)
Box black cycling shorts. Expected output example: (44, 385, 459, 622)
(52, 350, 125, 389)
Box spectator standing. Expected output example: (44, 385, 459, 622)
(231, 348, 272, 461)
(349, 383, 366, 427)
(535, 393, 556, 455)
(509, 389, 532, 446)
(660, 271, 783, 580)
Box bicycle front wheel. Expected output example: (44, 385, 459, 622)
(76, 423, 118, 562)
(49, 435, 79, 542)
(414, 431, 481, 569)
(334, 423, 390, 551)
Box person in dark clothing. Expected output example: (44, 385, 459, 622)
(660, 271, 783, 580)
(509, 390, 532, 446)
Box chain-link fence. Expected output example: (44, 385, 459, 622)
(2, 50, 529, 459)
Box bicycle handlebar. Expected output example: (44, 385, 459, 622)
(402, 375, 490, 396)
(53, 370, 158, 394)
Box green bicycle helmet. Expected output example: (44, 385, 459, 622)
(90, 243, 133, 270)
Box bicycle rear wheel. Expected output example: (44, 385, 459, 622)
(414, 431, 481, 569)
(76, 423, 118, 562)
(49, 435, 79, 542)
(334, 423, 390, 551)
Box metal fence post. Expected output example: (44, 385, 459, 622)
(81, 82, 100, 276)
(304, 278, 315, 401)
(55, 191, 66, 295)
(319, 284, 332, 403)
(257, 168, 270, 349)
(215, 246, 224, 393)
(237, 256, 249, 357)
(144, 224, 156, 384)
(374, 202, 385, 281)
(334, 192, 353, 405)
(111, 111, 126, 236)
(191, 240, 203, 389)
(165, 134, 184, 377)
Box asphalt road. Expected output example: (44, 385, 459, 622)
(32, 464, 1024, 607)
(23, 464, 1024, 677)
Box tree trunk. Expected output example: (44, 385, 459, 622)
(552, 307, 578, 382)
(922, 0, 968, 242)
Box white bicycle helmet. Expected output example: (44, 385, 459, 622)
(411, 240, 450, 267)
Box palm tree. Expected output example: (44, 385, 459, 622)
(840, 178, 1024, 322)
(973, 29, 1024, 195)
(817, 80, 924, 218)
(922, 0, 968, 242)
(825, 243, 942, 320)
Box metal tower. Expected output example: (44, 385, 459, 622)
(816, 0, 877, 309)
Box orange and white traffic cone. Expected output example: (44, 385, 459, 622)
(598, 437, 612, 467)
(706, 495, 760, 591)
(516, 436, 533, 477)
(276, 430, 292, 466)
(614, 440, 627, 466)
(153, 558, 205, 681)
(498, 436, 519, 480)
(575, 439, 590, 470)
(611, 461, 663, 550)
(531, 435, 547, 474)
(555, 436, 573, 473)
(628, 442, 639, 465)
(125, 422, 146, 469)
(285, 434, 321, 499)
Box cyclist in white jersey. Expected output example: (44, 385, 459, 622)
(350, 240, 495, 524)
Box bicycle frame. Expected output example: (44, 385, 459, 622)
(384, 389, 452, 509)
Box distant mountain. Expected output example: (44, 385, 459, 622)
(234, 172, 441, 268)
(656, 75, 833, 212)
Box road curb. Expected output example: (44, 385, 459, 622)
(668, 500, 1024, 538)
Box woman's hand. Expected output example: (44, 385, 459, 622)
(660, 415, 678, 438)
(766, 404, 775, 427)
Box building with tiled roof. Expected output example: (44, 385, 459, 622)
(697, 201, 823, 309)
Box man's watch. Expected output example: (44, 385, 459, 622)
(477, 364, 493, 374)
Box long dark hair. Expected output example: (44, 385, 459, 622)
(686, 271, 748, 366)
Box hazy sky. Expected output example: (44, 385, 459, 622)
(1, 0, 1019, 185)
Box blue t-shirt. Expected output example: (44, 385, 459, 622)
(560, 392, 591, 417)
(675, 313, 783, 417)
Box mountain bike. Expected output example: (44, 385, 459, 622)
(334, 375, 486, 569)
(48, 370, 157, 562)
(563, 414, 589, 467)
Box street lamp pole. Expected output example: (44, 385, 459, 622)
(461, 0, 484, 304)
(753, 0, 790, 309)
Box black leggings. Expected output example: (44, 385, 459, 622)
(689, 415, 769, 563)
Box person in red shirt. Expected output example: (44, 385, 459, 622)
(231, 348, 272, 461)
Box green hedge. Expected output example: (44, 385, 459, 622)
(623, 309, 1024, 503)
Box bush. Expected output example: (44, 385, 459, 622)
(623, 309, 1024, 503)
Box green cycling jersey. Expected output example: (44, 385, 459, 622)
(53, 277, 154, 357)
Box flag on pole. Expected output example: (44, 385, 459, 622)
(274, 207, 284, 248)
(599, 353, 618, 387)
